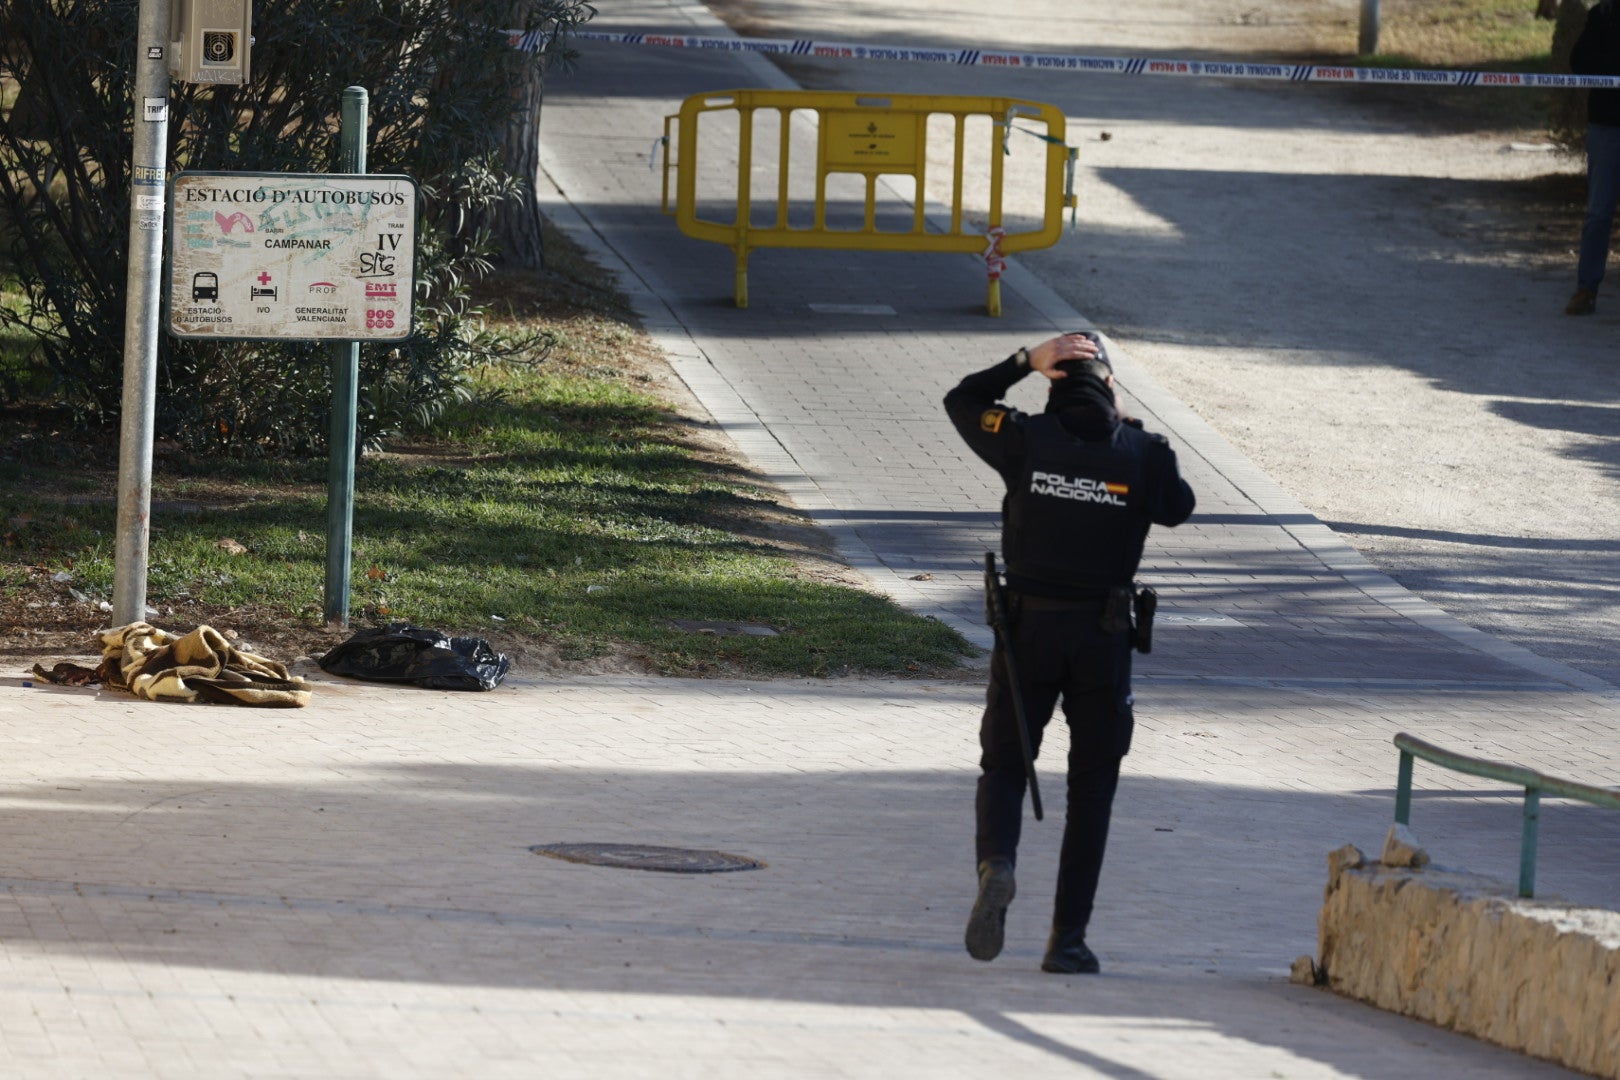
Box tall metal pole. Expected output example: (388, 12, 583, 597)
(323, 86, 368, 628)
(112, 0, 173, 626)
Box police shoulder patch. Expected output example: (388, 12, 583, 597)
(980, 408, 1007, 434)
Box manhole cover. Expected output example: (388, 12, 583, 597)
(529, 843, 765, 873)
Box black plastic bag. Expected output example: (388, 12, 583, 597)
(318, 623, 511, 691)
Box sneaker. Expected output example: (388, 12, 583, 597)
(1565, 288, 1597, 316)
(1042, 927, 1101, 974)
(964, 858, 1016, 962)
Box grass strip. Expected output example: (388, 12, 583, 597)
(0, 232, 973, 678)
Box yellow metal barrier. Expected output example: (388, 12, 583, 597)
(661, 89, 1077, 316)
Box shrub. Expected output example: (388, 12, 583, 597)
(0, 0, 593, 451)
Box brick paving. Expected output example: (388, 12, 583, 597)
(1, 0, 1617, 1074)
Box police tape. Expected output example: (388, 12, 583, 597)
(540, 29, 1620, 91)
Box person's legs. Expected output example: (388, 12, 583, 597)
(1041, 759, 1121, 974)
(974, 631, 1060, 868)
(1050, 752, 1123, 939)
(967, 615, 1061, 962)
(1044, 625, 1133, 974)
(1572, 122, 1620, 309)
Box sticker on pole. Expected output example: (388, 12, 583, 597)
(166, 171, 417, 341)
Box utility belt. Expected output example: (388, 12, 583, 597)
(1003, 583, 1158, 654)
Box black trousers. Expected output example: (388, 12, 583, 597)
(975, 600, 1133, 936)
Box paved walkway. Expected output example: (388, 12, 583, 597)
(0, 667, 1606, 1078)
(1, 0, 1617, 1075)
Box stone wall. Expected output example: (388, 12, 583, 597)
(1308, 838, 1620, 1078)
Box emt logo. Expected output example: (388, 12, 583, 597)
(1030, 471, 1129, 506)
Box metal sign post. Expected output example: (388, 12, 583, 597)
(112, 0, 172, 626)
(326, 87, 367, 628)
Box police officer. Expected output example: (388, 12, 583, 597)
(944, 331, 1195, 973)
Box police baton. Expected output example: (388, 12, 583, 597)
(984, 552, 1043, 822)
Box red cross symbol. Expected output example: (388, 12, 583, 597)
(256, 271, 272, 286)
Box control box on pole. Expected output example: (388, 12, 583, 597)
(169, 0, 252, 85)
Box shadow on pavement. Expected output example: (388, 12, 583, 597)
(0, 762, 1610, 1013)
(1323, 520, 1620, 552)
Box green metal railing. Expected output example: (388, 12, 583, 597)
(1393, 732, 1620, 898)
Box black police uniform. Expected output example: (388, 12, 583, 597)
(944, 345, 1195, 964)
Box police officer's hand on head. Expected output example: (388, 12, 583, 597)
(1034, 332, 1132, 422)
(1028, 332, 1104, 380)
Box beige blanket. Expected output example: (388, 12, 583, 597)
(100, 622, 312, 707)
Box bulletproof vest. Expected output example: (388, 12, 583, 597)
(1004, 413, 1152, 594)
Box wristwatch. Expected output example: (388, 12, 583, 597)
(1014, 346, 1031, 368)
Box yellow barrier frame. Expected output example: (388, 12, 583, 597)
(661, 89, 1076, 316)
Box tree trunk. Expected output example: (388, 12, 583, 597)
(493, 19, 549, 269)
(496, 54, 547, 267)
